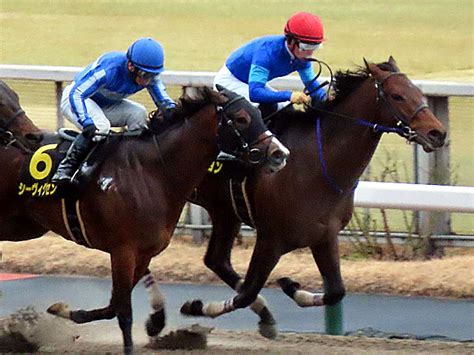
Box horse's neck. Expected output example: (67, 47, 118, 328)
(320, 79, 383, 189)
(153, 105, 219, 198)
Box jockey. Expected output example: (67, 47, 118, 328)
(52, 37, 176, 184)
(213, 12, 327, 117)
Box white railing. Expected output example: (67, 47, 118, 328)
(1, 64, 473, 246)
(1, 64, 473, 96)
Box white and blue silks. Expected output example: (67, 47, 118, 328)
(214, 35, 326, 109)
(61, 51, 175, 136)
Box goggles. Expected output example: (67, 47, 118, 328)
(133, 68, 157, 80)
(297, 41, 321, 51)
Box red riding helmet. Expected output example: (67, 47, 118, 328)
(284, 12, 324, 43)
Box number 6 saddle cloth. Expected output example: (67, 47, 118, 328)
(17, 130, 99, 199)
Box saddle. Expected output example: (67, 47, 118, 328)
(17, 129, 101, 198)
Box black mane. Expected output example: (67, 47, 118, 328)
(148, 86, 221, 134)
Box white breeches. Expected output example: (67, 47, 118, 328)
(60, 83, 148, 136)
(213, 65, 290, 110)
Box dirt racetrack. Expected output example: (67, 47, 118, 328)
(1, 233, 473, 353)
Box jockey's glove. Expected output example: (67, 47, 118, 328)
(83, 123, 107, 142)
(290, 91, 311, 105)
(82, 124, 98, 139)
(161, 101, 178, 121)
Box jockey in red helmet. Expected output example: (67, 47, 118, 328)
(213, 11, 328, 118)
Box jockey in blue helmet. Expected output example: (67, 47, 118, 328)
(52, 38, 176, 185)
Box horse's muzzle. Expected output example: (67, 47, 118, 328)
(265, 139, 290, 173)
(419, 128, 447, 153)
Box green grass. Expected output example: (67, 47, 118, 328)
(1, 0, 473, 233)
(1, 0, 473, 78)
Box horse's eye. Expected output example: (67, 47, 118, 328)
(234, 113, 251, 130)
(390, 94, 404, 101)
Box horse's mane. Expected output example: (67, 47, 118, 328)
(268, 60, 398, 132)
(148, 87, 224, 134)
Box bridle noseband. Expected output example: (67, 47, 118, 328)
(375, 72, 428, 141)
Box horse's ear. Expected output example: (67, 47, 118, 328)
(364, 59, 385, 80)
(363, 57, 370, 70)
(215, 84, 226, 92)
(388, 56, 400, 72)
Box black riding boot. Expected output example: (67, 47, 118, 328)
(51, 133, 94, 184)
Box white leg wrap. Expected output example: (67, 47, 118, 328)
(294, 290, 325, 307)
(202, 299, 235, 318)
(235, 280, 268, 314)
(250, 294, 269, 313)
(143, 273, 165, 311)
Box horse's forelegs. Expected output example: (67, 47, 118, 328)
(182, 239, 280, 338)
(203, 220, 277, 338)
(111, 250, 137, 355)
(142, 269, 166, 337)
(278, 241, 345, 307)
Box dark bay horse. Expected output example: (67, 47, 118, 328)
(179, 57, 447, 336)
(0, 80, 47, 242)
(0, 86, 289, 354)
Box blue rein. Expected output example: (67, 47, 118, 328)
(315, 117, 406, 195)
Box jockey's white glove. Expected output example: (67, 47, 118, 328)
(290, 91, 311, 105)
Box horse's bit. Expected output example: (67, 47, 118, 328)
(218, 95, 274, 165)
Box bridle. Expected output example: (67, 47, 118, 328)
(307, 70, 429, 195)
(217, 94, 274, 165)
(375, 72, 428, 141)
(307, 70, 429, 141)
(0, 107, 35, 153)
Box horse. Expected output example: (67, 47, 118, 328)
(0, 86, 290, 354)
(179, 57, 447, 337)
(0, 80, 48, 242)
(0, 80, 43, 147)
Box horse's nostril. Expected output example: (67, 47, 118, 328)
(428, 129, 446, 144)
(271, 149, 288, 164)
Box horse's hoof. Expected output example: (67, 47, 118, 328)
(124, 345, 134, 355)
(180, 300, 204, 316)
(258, 320, 278, 340)
(277, 277, 301, 298)
(47, 303, 71, 319)
(146, 309, 166, 337)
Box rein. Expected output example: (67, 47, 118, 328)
(309, 71, 428, 195)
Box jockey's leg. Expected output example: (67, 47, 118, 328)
(51, 131, 95, 183)
(52, 84, 109, 184)
(104, 99, 148, 132)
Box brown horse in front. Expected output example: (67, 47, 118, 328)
(0, 85, 289, 354)
(179, 57, 447, 337)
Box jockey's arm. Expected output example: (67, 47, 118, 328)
(298, 65, 327, 102)
(147, 76, 176, 110)
(248, 64, 292, 104)
(69, 69, 107, 127)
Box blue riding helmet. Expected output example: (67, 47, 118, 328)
(126, 38, 164, 75)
